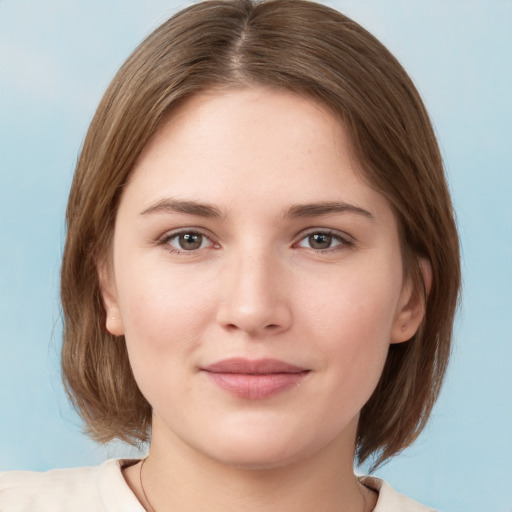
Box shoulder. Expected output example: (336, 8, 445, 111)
(360, 476, 438, 512)
(0, 459, 144, 512)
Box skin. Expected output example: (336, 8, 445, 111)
(101, 87, 427, 512)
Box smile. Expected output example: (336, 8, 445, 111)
(201, 358, 310, 400)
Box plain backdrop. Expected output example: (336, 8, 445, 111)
(1, 1, 511, 511)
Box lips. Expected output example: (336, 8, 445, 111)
(202, 358, 309, 400)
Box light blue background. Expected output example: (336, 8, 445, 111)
(1, 1, 511, 511)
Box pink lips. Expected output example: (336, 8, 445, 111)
(202, 358, 309, 400)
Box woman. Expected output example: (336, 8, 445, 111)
(0, 0, 460, 510)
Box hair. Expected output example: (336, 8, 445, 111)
(61, 0, 460, 469)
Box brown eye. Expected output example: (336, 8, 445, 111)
(179, 233, 203, 250)
(165, 231, 211, 252)
(296, 231, 350, 251)
(308, 233, 333, 250)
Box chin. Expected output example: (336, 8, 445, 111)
(192, 427, 329, 472)
(206, 445, 305, 471)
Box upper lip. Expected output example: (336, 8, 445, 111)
(202, 358, 308, 374)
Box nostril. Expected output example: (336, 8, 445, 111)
(223, 322, 281, 334)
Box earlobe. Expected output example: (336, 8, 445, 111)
(391, 258, 432, 344)
(98, 263, 125, 337)
(105, 309, 125, 337)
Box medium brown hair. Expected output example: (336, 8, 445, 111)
(61, 0, 460, 469)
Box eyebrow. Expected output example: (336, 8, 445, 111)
(283, 201, 374, 220)
(140, 198, 224, 218)
(139, 198, 374, 221)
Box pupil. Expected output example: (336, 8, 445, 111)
(180, 233, 202, 250)
(309, 233, 332, 249)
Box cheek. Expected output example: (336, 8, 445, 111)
(306, 266, 401, 390)
(309, 264, 401, 339)
(115, 265, 221, 416)
(115, 259, 217, 369)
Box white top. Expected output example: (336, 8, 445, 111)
(0, 459, 436, 511)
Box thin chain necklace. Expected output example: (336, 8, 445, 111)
(139, 457, 157, 512)
(139, 456, 371, 512)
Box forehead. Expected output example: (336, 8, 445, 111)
(137, 87, 349, 166)
(121, 86, 391, 224)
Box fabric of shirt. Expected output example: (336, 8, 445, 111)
(0, 459, 436, 511)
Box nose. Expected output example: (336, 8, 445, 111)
(216, 251, 292, 337)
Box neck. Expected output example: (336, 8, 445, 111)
(125, 420, 375, 512)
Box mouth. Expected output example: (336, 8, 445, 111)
(201, 358, 310, 400)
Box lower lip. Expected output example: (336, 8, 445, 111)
(204, 372, 308, 400)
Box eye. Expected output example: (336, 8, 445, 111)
(162, 230, 216, 253)
(295, 231, 352, 251)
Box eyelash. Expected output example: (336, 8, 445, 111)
(158, 228, 218, 255)
(293, 229, 354, 253)
(158, 228, 354, 255)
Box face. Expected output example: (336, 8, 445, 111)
(102, 87, 423, 470)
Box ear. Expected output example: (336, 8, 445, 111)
(391, 258, 432, 344)
(98, 261, 125, 337)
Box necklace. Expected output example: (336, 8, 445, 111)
(358, 480, 370, 512)
(139, 456, 371, 512)
(139, 457, 157, 512)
